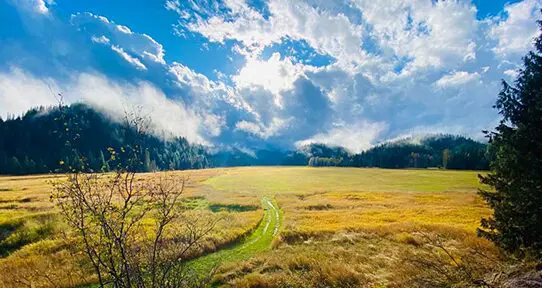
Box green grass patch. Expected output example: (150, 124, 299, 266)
(189, 197, 282, 276)
(182, 196, 208, 210)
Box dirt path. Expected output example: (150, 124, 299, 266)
(188, 197, 281, 275)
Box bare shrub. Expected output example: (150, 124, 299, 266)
(50, 104, 220, 287)
(52, 169, 219, 287)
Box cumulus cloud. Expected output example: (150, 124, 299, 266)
(435, 71, 481, 88)
(111, 45, 147, 70)
(12, 0, 54, 15)
(489, 0, 542, 58)
(234, 118, 289, 139)
(233, 52, 316, 101)
(69, 73, 207, 143)
(168, 62, 250, 113)
(33, 0, 50, 14)
(91, 35, 110, 44)
(72, 12, 166, 65)
(110, 45, 147, 70)
(504, 69, 519, 79)
(352, 0, 478, 73)
(166, 0, 539, 149)
(181, 0, 377, 71)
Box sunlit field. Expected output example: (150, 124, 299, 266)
(0, 169, 262, 287)
(0, 167, 504, 287)
(205, 167, 501, 287)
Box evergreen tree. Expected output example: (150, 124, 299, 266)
(99, 150, 110, 172)
(10, 156, 22, 175)
(144, 149, 151, 172)
(478, 18, 542, 258)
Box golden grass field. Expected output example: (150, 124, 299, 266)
(0, 167, 506, 287)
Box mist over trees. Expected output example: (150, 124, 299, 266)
(0, 103, 491, 175)
(0, 104, 209, 175)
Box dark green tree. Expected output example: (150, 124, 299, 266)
(10, 156, 22, 174)
(478, 17, 542, 258)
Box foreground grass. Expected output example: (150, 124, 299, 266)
(0, 170, 262, 287)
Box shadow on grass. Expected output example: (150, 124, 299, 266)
(208, 203, 259, 213)
(0, 214, 57, 257)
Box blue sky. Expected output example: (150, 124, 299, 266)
(0, 0, 541, 152)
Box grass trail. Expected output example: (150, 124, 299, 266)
(188, 197, 281, 275)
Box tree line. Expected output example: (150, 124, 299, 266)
(349, 135, 490, 170)
(0, 104, 491, 175)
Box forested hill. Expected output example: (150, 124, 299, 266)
(0, 104, 210, 175)
(0, 104, 490, 175)
(349, 136, 490, 170)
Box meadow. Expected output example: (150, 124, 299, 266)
(0, 167, 506, 287)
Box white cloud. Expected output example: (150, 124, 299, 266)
(352, 0, 478, 73)
(183, 0, 377, 71)
(202, 114, 225, 137)
(489, 0, 542, 58)
(435, 71, 481, 88)
(72, 12, 166, 65)
(235, 120, 264, 137)
(6, 0, 540, 151)
(168, 62, 252, 113)
(504, 69, 519, 79)
(233, 52, 315, 101)
(91, 35, 110, 44)
(235, 117, 290, 139)
(388, 122, 491, 143)
(11, 0, 54, 15)
(165, 0, 187, 18)
(111, 45, 147, 70)
(0, 68, 59, 118)
(116, 24, 133, 34)
(34, 0, 49, 14)
(296, 121, 387, 153)
(169, 62, 219, 93)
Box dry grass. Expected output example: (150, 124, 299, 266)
(0, 169, 262, 287)
(0, 167, 506, 287)
(204, 167, 490, 241)
(203, 167, 507, 287)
